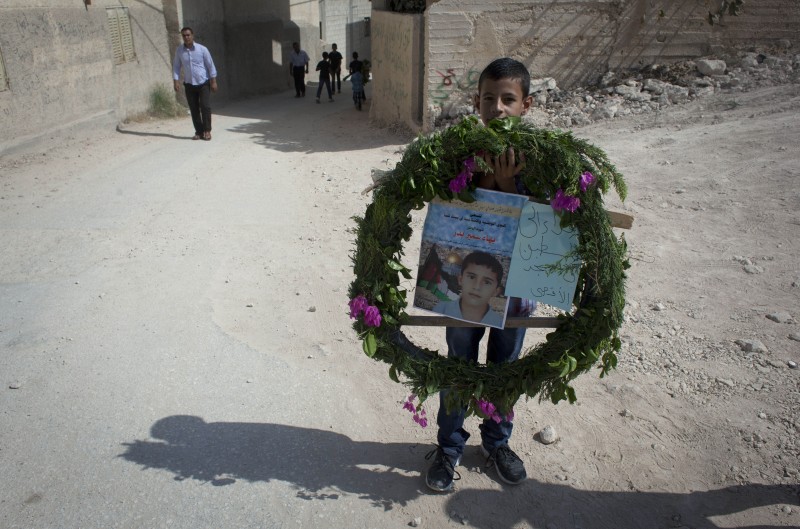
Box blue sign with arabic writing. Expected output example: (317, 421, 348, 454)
(420, 189, 528, 255)
(505, 202, 581, 312)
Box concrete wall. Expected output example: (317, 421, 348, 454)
(290, 0, 323, 62)
(0, 0, 173, 153)
(224, 0, 298, 97)
(177, 0, 311, 98)
(320, 0, 372, 68)
(370, 11, 424, 130)
(421, 0, 800, 129)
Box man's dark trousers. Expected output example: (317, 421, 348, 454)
(292, 66, 306, 96)
(184, 81, 211, 135)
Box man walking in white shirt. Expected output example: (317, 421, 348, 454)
(289, 42, 310, 98)
(173, 27, 218, 141)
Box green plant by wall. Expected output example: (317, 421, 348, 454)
(148, 83, 184, 118)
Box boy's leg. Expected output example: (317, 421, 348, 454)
(479, 327, 528, 484)
(427, 326, 485, 492)
(436, 326, 485, 457)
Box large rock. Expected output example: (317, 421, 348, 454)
(663, 84, 690, 104)
(614, 84, 649, 101)
(740, 55, 760, 68)
(697, 59, 727, 76)
(530, 77, 557, 93)
(592, 102, 619, 119)
(643, 78, 668, 94)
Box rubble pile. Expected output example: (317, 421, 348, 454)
(434, 44, 799, 130)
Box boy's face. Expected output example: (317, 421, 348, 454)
(458, 263, 502, 309)
(474, 78, 533, 125)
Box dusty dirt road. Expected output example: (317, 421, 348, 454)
(1, 79, 798, 529)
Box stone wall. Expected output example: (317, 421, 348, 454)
(421, 0, 800, 129)
(320, 0, 373, 74)
(178, 0, 314, 99)
(370, 11, 424, 130)
(0, 0, 173, 153)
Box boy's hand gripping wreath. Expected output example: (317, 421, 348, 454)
(348, 116, 629, 423)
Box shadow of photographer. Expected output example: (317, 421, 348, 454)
(119, 415, 425, 509)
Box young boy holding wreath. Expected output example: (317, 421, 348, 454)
(425, 58, 537, 492)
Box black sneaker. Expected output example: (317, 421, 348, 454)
(481, 444, 527, 485)
(424, 446, 461, 492)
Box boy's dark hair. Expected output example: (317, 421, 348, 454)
(322, 51, 329, 59)
(180, 27, 193, 35)
(352, 51, 359, 59)
(460, 251, 504, 287)
(478, 58, 531, 98)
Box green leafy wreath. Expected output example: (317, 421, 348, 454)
(348, 116, 629, 418)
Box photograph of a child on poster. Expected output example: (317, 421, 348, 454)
(413, 189, 527, 329)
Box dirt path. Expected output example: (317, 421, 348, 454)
(0, 80, 797, 529)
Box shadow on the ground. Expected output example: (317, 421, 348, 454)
(115, 125, 188, 140)
(119, 415, 424, 509)
(214, 89, 402, 154)
(120, 415, 798, 525)
(444, 477, 798, 529)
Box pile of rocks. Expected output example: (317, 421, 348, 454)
(434, 44, 799, 130)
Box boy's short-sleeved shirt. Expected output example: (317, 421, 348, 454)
(349, 59, 362, 73)
(316, 60, 330, 78)
(433, 299, 504, 327)
(329, 51, 343, 69)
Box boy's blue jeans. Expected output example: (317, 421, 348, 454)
(437, 326, 527, 461)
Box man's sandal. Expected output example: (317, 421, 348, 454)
(203, 131, 212, 141)
(192, 134, 201, 140)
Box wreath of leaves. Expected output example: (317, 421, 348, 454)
(349, 116, 629, 416)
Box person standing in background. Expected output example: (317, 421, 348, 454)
(172, 27, 218, 141)
(315, 52, 334, 103)
(328, 43, 343, 94)
(289, 42, 310, 98)
(348, 52, 366, 102)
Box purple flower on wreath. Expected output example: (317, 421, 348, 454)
(463, 156, 478, 173)
(579, 171, 596, 193)
(402, 394, 416, 413)
(402, 394, 428, 428)
(448, 156, 478, 193)
(476, 398, 512, 424)
(348, 295, 369, 319)
(476, 399, 496, 417)
(550, 189, 581, 213)
(363, 305, 382, 327)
